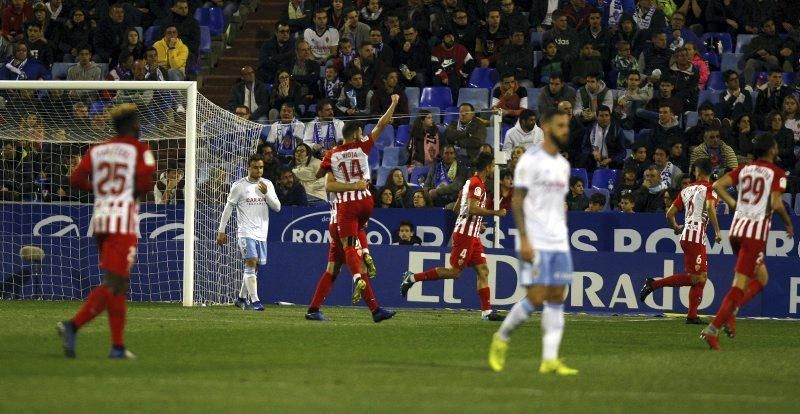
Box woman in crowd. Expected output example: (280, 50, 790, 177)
(375, 187, 395, 208)
(765, 111, 797, 171)
(410, 189, 431, 208)
(122, 28, 146, 61)
(269, 70, 304, 121)
(685, 42, 709, 90)
(289, 143, 326, 203)
(781, 95, 800, 150)
(382, 168, 412, 208)
(407, 110, 443, 171)
(58, 9, 93, 63)
(727, 113, 755, 164)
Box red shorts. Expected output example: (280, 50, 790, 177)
(327, 224, 369, 263)
(729, 236, 766, 278)
(680, 240, 708, 274)
(449, 233, 486, 270)
(95, 233, 138, 278)
(337, 197, 373, 238)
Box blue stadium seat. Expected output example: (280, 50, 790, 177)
(706, 71, 724, 91)
(199, 26, 211, 56)
(485, 126, 495, 145)
(373, 124, 395, 149)
(637, 129, 653, 146)
(621, 129, 634, 145)
(51, 62, 72, 80)
(702, 51, 720, 70)
(457, 88, 489, 110)
(697, 90, 720, 109)
(700, 32, 733, 53)
(194, 7, 225, 37)
(90, 101, 111, 116)
(395, 124, 410, 147)
(585, 188, 611, 211)
(717, 201, 729, 215)
(409, 165, 430, 186)
(530, 30, 543, 49)
(368, 144, 380, 170)
(590, 168, 619, 190)
(382, 146, 407, 167)
(735, 34, 756, 54)
(443, 106, 459, 125)
(405, 87, 420, 110)
(684, 111, 698, 131)
(571, 168, 588, 188)
(420, 87, 453, 110)
(375, 166, 395, 187)
(720, 52, 744, 73)
(533, 50, 542, 68)
(795, 194, 800, 216)
(526, 88, 541, 112)
(468, 68, 499, 90)
(134, 26, 143, 40)
(782, 193, 793, 211)
(144, 25, 160, 47)
(363, 123, 376, 135)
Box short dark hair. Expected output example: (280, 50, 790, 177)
(26, 22, 42, 31)
(552, 9, 565, 20)
(569, 176, 583, 187)
(654, 146, 669, 155)
(585, 71, 601, 80)
(621, 193, 635, 203)
(474, 152, 494, 171)
(342, 121, 362, 140)
(631, 142, 648, 153)
(519, 109, 536, 120)
(752, 134, 777, 158)
(277, 166, 293, 176)
(459, 102, 474, 111)
(694, 157, 712, 176)
(110, 104, 139, 135)
(501, 72, 515, 80)
(597, 105, 611, 115)
(659, 77, 674, 85)
(398, 221, 413, 231)
(704, 125, 721, 136)
(344, 7, 357, 16)
(589, 192, 606, 206)
(316, 99, 332, 112)
(540, 109, 569, 124)
(549, 72, 563, 82)
(698, 103, 715, 113)
(248, 153, 265, 166)
(314, 9, 327, 16)
(500, 169, 513, 180)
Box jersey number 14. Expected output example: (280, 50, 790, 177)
(338, 160, 365, 182)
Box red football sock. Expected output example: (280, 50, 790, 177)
(651, 274, 693, 289)
(344, 246, 362, 280)
(309, 271, 336, 310)
(711, 287, 745, 329)
(362, 277, 380, 312)
(741, 279, 764, 305)
(687, 281, 705, 319)
(477, 287, 491, 311)
(72, 286, 111, 329)
(413, 269, 440, 282)
(106, 293, 127, 347)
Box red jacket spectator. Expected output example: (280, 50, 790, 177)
(431, 36, 474, 83)
(1, 0, 33, 42)
(561, 0, 596, 31)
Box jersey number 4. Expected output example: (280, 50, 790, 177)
(338, 160, 365, 182)
(96, 162, 129, 196)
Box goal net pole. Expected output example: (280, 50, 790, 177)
(182, 82, 198, 307)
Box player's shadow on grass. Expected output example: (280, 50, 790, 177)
(360, 359, 487, 371)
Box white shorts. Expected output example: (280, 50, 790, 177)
(519, 250, 573, 287)
(238, 237, 268, 265)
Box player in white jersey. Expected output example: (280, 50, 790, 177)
(639, 157, 722, 324)
(217, 153, 281, 311)
(488, 109, 579, 376)
(702, 135, 794, 350)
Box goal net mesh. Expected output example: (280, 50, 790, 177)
(0, 85, 264, 304)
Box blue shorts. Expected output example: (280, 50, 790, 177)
(238, 238, 267, 265)
(519, 250, 573, 287)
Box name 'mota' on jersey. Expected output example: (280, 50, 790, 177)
(320, 136, 375, 203)
(453, 176, 487, 238)
(672, 181, 717, 244)
(729, 160, 787, 241)
(514, 146, 571, 252)
(226, 177, 280, 241)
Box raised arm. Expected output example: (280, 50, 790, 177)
(712, 173, 737, 211)
(69, 151, 93, 191)
(370, 94, 400, 141)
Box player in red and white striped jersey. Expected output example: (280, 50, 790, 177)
(701, 134, 794, 350)
(639, 158, 721, 324)
(57, 104, 156, 359)
(319, 94, 399, 312)
(401, 152, 508, 320)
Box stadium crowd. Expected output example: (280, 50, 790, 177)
(2, 0, 800, 217)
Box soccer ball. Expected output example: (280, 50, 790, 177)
(19, 246, 45, 263)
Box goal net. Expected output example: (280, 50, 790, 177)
(0, 81, 265, 305)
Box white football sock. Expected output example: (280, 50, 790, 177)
(244, 267, 259, 302)
(541, 302, 565, 361)
(239, 273, 248, 300)
(496, 298, 534, 341)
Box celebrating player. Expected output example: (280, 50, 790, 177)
(400, 152, 507, 321)
(217, 153, 282, 311)
(320, 94, 399, 305)
(57, 104, 156, 359)
(488, 110, 578, 376)
(639, 157, 721, 324)
(701, 134, 794, 350)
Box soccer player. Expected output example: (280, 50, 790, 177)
(488, 110, 579, 376)
(320, 94, 399, 306)
(216, 153, 282, 311)
(701, 135, 794, 350)
(57, 104, 156, 359)
(400, 152, 508, 321)
(639, 157, 722, 324)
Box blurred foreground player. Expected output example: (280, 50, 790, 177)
(701, 135, 794, 350)
(639, 158, 721, 324)
(488, 110, 578, 375)
(400, 152, 507, 321)
(57, 104, 156, 359)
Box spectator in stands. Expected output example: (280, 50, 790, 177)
(0, 141, 21, 201)
(499, 0, 528, 34)
(318, 65, 343, 103)
(716, 70, 753, 123)
(634, 165, 666, 212)
(347, 42, 384, 88)
(1, 0, 32, 43)
(161, 0, 200, 60)
(258, 143, 281, 182)
(335, 70, 373, 117)
(376, 187, 395, 208)
(275, 167, 309, 206)
(612, 165, 640, 207)
(361, 0, 384, 29)
(424, 144, 470, 207)
(675, 172, 692, 191)
(582, 105, 626, 171)
(268, 70, 302, 121)
(530, 0, 559, 32)
(765, 111, 798, 171)
(653, 146, 683, 189)
(411, 188, 431, 208)
(503, 109, 543, 159)
(144, 47, 166, 80)
(305, 9, 339, 65)
(204, 0, 239, 28)
(574, 72, 613, 125)
(669, 46, 699, 109)
(71, 102, 90, 132)
(328, 0, 346, 30)
(267, 103, 305, 165)
(755, 69, 791, 129)
(123, 28, 146, 61)
(67, 47, 101, 81)
(690, 126, 738, 174)
(304, 100, 344, 157)
(51, 154, 90, 202)
(743, 19, 794, 87)
(0, 43, 49, 80)
(90, 107, 112, 135)
(57, 9, 92, 63)
(93, 3, 128, 64)
(532, 40, 563, 87)
(586, 191, 606, 212)
(683, 42, 710, 91)
(331, 38, 356, 74)
(727, 113, 755, 164)
(197, 166, 229, 204)
(154, 161, 185, 204)
(704, 0, 743, 35)
(640, 77, 682, 125)
(686, 103, 721, 149)
(562, 0, 595, 31)
(432, 28, 475, 100)
(369, 28, 393, 66)
(283, 0, 309, 34)
(611, 40, 641, 88)
(624, 143, 649, 179)
(113, 60, 154, 106)
(492, 72, 528, 125)
(543, 10, 579, 64)
(566, 176, 589, 211)
(153, 25, 189, 81)
(782, 95, 800, 147)
(289, 143, 326, 203)
(666, 11, 699, 47)
(506, 145, 525, 173)
(651, 103, 682, 150)
(537, 72, 576, 115)
(639, 31, 671, 75)
(396, 221, 423, 245)
(569, 43, 604, 87)
(24, 22, 52, 68)
(612, 14, 646, 58)
(446, 103, 486, 161)
(557, 100, 587, 162)
(408, 109, 444, 168)
(619, 192, 635, 213)
(448, 8, 477, 55)
(395, 24, 429, 88)
(229, 65, 269, 124)
(284, 40, 320, 106)
(582, 9, 612, 64)
(45, 0, 65, 23)
(258, 21, 294, 83)
(341, 7, 371, 48)
(383, 168, 412, 207)
(371, 69, 409, 126)
(634, 0, 667, 31)
(615, 71, 653, 125)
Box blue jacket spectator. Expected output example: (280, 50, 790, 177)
(0, 44, 50, 80)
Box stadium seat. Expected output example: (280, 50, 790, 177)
(375, 166, 395, 187)
(395, 124, 410, 147)
(530, 30, 542, 49)
(782, 193, 793, 211)
(374, 124, 395, 149)
(526, 88, 541, 111)
(485, 126, 495, 145)
(134, 26, 143, 40)
(420, 87, 453, 110)
(144, 25, 160, 47)
(368, 144, 380, 170)
(590, 168, 619, 190)
(199, 26, 211, 56)
(700, 32, 733, 53)
(533, 50, 542, 68)
(409, 165, 430, 186)
(443, 106, 459, 125)
(706, 71, 724, 91)
(382, 146, 407, 167)
(717, 201, 729, 215)
(637, 129, 653, 147)
(405, 87, 420, 110)
(194, 7, 225, 37)
(720, 52, 744, 72)
(684, 111, 698, 131)
(468, 68, 500, 90)
(795, 194, 800, 216)
(585, 188, 611, 211)
(702, 51, 720, 70)
(735, 34, 756, 54)
(697, 90, 720, 109)
(571, 168, 588, 188)
(51, 62, 72, 80)
(621, 129, 634, 145)
(457, 88, 489, 110)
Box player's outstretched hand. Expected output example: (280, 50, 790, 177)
(216, 232, 227, 245)
(390, 94, 399, 104)
(496, 208, 507, 217)
(353, 180, 368, 191)
(257, 181, 268, 194)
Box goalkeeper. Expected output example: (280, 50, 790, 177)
(217, 153, 281, 311)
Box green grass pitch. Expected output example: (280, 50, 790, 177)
(1, 301, 799, 413)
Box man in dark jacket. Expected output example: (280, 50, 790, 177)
(93, 3, 131, 63)
(445, 103, 486, 161)
(370, 69, 409, 126)
(281, 40, 320, 106)
(754, 69, 792, 129)
(275, 167, 308, 206)
(685, 104, 721, 149)
(581, 9, 613, 66)
(542, 10, 580, 64)
(581, 106, 626, 171)
(743, 19, 794, 87)
(424, 144, 471, 207)
(228, 65, 270, 123)
(639, 31, 671, 74)
(258, 21, 295, 83)
(669, 47, 699, 110)
(634, 165, 666, 212)
(716, 70, 753, 121)
(160, 0, 200, 61)
(561, 0, 596, 31)
(394, 25, 430, 88)
(497, 29, 534, 86)
(499, 0, 529, 35)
